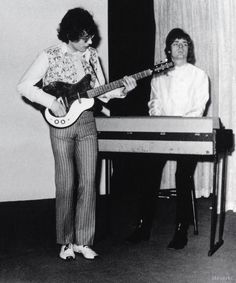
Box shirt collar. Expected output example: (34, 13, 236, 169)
(62, 43, 91, 61)
(169, 62, 189, 76)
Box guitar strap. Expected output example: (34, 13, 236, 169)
(89, 60, 110, 116)
(89, 60, 101, 86)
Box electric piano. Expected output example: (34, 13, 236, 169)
(95, 116, 233, 256)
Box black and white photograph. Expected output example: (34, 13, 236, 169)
(0, 0, 236, 282)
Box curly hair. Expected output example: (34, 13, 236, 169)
(164, 28, 195, 64)
(57, 7, 98, 43)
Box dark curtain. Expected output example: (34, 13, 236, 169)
(106, 0, 156, 233)
(108, 0, 155, 116)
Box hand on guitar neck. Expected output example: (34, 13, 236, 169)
(122, 76, 137, 95)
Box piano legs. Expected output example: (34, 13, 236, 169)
(102, 152, 228, 256)
(208, 153, 227, 256)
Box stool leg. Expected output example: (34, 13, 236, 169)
(158, 187, 198, 235)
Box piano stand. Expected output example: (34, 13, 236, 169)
(96, 116, 233, 256)
(208, 152, 228, 256)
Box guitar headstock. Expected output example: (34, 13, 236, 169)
(153, 60, 174, 74)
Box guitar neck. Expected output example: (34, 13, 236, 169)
(87, 69, 153, 98)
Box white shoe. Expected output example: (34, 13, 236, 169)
(59, 243, 75, 260)
(73, 244, 98, 259)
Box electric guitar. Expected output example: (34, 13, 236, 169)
(43, 60, 174, 128)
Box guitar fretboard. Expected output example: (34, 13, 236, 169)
(87, 69, 152, 98)
(86, 61, 174, 99)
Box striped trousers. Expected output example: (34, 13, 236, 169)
(50, 111, 98, 246)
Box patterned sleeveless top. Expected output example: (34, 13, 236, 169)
(43, 43, 98, 87)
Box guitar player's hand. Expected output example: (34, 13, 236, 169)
(122, 76, 137, 95)
(50, 100, 66, 117)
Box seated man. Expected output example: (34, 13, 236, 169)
(127, 28, 209, 249)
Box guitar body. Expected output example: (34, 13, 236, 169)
(44, 98, 94, 128)
(43, 74, 95, 128)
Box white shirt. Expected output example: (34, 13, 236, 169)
(148, 63, 209, 117)
(17, 43, 125, 109)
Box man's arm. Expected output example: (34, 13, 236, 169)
(148, 77, 163, 116)
(185, 71, 209, 117)
(17, 52, 56, 109)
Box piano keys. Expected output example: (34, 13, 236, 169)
(96, 116, 231, 155)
